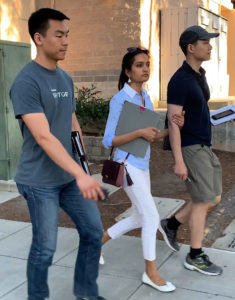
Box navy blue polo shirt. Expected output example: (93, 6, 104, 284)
(167, 61, 211, 147)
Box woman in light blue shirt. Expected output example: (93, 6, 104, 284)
(102, 47, 183, 293)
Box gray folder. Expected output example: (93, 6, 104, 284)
(115, 101, 161, 158)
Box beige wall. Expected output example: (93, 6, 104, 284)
(139, 0, 221, 105)
(222, 7, 235, 96)
(0, 0, 35, 44)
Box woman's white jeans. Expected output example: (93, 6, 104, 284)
(107, 162, 160, 261)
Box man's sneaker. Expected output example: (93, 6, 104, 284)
(159, 219, 180, 251)
(184, 253, 223, 276)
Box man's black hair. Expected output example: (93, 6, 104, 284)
(28, 8, 70, 42)
(179, 31, 198, 56)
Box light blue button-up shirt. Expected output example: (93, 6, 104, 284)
(102, 83, 154, 170)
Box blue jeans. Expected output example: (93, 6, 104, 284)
(17, 180, 103, 300)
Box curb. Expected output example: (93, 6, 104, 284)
(0, 180, 18, 192)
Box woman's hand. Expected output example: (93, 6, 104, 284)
(171, 110, 185, 129)
(139, 127, 160, 142)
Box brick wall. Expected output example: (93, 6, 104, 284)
(35, 0, 141, 98)
(34, 0, 222, 100)
(69, 69, 120, 99)
(1, 0, 222, 100)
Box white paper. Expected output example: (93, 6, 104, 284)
(210, 104, 235, 126)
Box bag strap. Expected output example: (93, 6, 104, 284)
(109, 147, 130, 161)
(108, 147, 132, 186)
(109, 146, 114, 159)
(124, 164, 133, 186)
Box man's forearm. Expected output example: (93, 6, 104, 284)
(168, 123, 184, 163)
(37, 133, 85, 179)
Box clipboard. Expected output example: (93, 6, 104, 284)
(71, 131, 109, 202)
(210, 105, 235, 126)
(115, 101, 161, 158)
(71, 131, 91, 175)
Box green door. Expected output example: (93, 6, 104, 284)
(0, 40, 31, 180)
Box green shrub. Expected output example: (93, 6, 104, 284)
(75, 84, 110, 135)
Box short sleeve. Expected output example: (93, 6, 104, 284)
(167, 75, 188, 107)
(71, 81, 76, 113)
(10, 81, 44, 119)
(72, 96, 76, 113)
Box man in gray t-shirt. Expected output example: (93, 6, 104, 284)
(10, 8, 105, 300)
(11, 61, 76, 186)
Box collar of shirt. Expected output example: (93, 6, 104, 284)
(181, 60, 210, 101)
(123, 82, 147, 98)
(182, 60, 206, 78)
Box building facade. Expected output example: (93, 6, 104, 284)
(1, 0, 235, 104)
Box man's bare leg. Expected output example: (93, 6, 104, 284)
(175, 200, 192, 224)
(189, 202, 209, 248)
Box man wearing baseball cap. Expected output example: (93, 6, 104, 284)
(160, 25, 223, 276)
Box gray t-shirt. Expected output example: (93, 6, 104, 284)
(10, 61, 75, 186)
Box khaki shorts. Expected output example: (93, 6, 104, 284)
(182, 144, 222, 203)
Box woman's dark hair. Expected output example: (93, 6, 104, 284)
(118, 47, 149, 90)
(28, 8, 70, 42)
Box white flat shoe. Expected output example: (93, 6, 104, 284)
(142, 272, 176, 292)
(99, 253, 105, 265)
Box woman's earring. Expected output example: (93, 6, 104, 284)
(128, 77, 131, 83)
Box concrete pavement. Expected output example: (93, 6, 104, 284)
(0, 219, 234, 300)
(0, 176, 234, 299)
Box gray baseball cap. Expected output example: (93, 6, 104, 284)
(179, 25, 219, 48)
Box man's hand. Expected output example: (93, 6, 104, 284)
(140, 127, 160, 142)
(172, 110, 185, 129)
(76, 173, 104, 202)
(174, 161, 188, 181)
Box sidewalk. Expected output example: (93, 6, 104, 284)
(0, 219, 234, 300)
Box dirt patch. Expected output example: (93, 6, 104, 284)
(0, 140, 234, 246)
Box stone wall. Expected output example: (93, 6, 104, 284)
(84, 110, 235, 162)
(83, 136, 110, 162)
(212, 121, 235, 145)
(155, 111, 235, 146)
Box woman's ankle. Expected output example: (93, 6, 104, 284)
(146, 271, 166, 285)
(102, 231, 111, 245)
